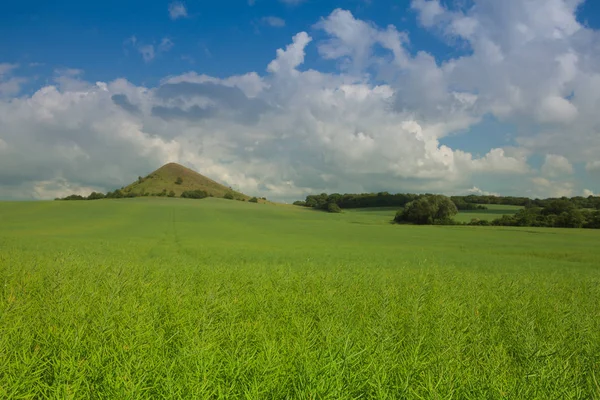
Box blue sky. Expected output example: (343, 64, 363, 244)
(1, 0, 600, 200)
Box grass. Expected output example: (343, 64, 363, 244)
(1, 198, 599, 398)
(123, 163, 249, 199)
(453, 204, 523, 223)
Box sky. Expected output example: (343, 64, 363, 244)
(1, 0, 600, 201)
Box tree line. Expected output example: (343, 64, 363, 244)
(295, 192, 600, 229)
(296, 192, 600, 211)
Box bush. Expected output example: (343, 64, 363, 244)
(62, 194, 85, 201)
(293, 201, 306, 206)
(87, 192, 105, 200)
(175, 177, 183, 185)
(395, 195, 458, 225)
(181, 190, 208, 199)
(327, 202, 342, 213)
(249, 197, 259, 203)
(168, 190, 176, 198)
(224, 193, 234, 200)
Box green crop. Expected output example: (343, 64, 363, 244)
(1, 198, 599, 398)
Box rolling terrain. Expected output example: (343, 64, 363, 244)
(0, 198, 599, 398)
(122, 162, 250, 199)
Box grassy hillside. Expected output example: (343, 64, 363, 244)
(122, 162, 250, 199)
(1, 198, 599, 398)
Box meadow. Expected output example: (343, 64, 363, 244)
(1, 198, 599, 399)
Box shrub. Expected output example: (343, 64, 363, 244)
(175, 177, 183, 185)
(168, 190, 176, 198)
(327, 203, 342, 213)
(395, 195, 458, 225)
(249, 197, 259, 203)
(224, 193, 234, 200)
(87, 192, 105, 200)
(62, 194, 85, 201)
(181, 190, 208, 199)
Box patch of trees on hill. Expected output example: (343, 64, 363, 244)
(394, 195, 458, 225)
(57, 189, 213, 201)
(482, 200, 600, 229)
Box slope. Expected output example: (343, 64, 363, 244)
(122, 162, 249, 199)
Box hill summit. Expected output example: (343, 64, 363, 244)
(123, 162, 249, 200)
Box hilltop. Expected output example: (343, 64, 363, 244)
(123, 163, 250, 200)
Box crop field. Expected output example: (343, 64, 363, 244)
(1, 198, 599, 399)
(453, 204, 523, 223)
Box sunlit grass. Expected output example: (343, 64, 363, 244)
(1, 198, 599, 398)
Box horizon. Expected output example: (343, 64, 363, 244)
(1, 0, 600, 201)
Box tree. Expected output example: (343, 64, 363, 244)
(87, 192, 105, 200)
(181, 190, 208, 199)
(542, 199, 575, 216)
(175, 177, 183, 185)
(224, 192, 234, 200)
(395, 195, 458, 225)
(168, 190, 176, 198)
(138, 176, 144, 184)
(327, 202, 342, 213)
(249, 197, 259, 203)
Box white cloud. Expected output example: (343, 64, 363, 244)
(541, 154, 574, 177)
(0, 63, 26, 97)
(530, 177, 575, 198)
(586, 161, 600, 173)
(2, 3, 600, 200)
(466, 186, 499, 196)
(168, 2, 188, 20)
(262, 16, 286, 28)
(583, 189, 595, 197)
(267, 32, 312, 74)
(125, 37, 174, 62)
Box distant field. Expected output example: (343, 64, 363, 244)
(344, 204, 522, 224)
(454, 204, 523, 223)
(1, 199, 599, 398)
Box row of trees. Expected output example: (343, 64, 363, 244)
(484, 201, 600, 229)
(58, 189, 263, 203)
(296, 192, 600, 213)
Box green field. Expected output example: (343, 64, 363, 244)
(453, 204, 523, 223)
(1, 199, 599, 398)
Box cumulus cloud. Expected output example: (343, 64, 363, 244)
(2, 2, 600, 200)
(586, 161, 600, 173)
(168, 2, 188, 20)
(0, 63, 26, 97)
(541, 154, 574, 177)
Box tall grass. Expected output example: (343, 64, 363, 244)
(1, 199, 599, 398)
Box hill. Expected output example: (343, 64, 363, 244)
(122, 162, 250, 200)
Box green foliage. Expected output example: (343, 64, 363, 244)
(138, 176, 144, 184)
(180, 190, 208, 199)
(167, 190, 176, 198)
(488, 207, 599, 229)
(327, 202, 342, 213)
(61, 194, 85, 200)
(224, 192, 234, 200)
(249, 197, 259, 203)
(292, 200, 306, 206)
(175, 176, 183, 185)
(395, 195, 458, 225)
(0, 200, 599, 398)
(87, 192, 105, 200)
